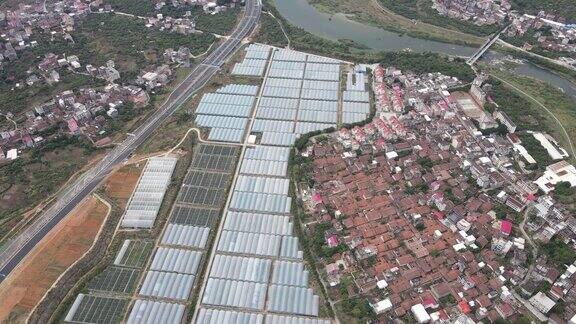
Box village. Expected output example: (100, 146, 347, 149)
(296, 63, 576, 323)
(0, 0, 238, 160)
(432, 0, 576, 65)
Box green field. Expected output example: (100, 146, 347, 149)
(486, 67, 576, 163)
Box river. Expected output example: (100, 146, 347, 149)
(274, 0, 576, 99)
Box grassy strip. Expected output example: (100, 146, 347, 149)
(288, 152, 335, 318)
(486, 68, 576, 164)
(308, 0, 485, 46)
(494, 44, 576, 85)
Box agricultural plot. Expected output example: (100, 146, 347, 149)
(65, 294, 127, 324)
(169, 205, 220, 227)
(87, 266, 140, 294)
(192, 145, 239, 172)
(114, 240, 154, 268)
(177, 171, 230, 206)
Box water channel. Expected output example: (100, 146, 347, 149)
(274, 0, 576, 99)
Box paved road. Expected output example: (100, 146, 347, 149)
(0, 0, 261, 283)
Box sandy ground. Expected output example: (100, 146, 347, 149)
(0, 196, 109, 324)
(103, 163, 145, 208)
(0, 158, 144, 323)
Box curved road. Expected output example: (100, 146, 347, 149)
(0, 0, 261, 282)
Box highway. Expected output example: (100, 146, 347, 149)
(0, 0, 261, 283)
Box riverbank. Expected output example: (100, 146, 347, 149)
(306, 0, 486, 47)
(484, 66, 576, 164)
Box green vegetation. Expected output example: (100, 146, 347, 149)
(288, 150, 335, 318)
(260, 0, 371, 56)
(486, 69, 576, 164)
(106, 0, 198, 17)
(78, 14, 215, 81)
(511, 0, 576, 23)
(518, 133, 554, 168)
(311, 222, 347, 258)
(307, 0, 486, 46)
(0, 137, 97, 228)
(337, 297, 375, 323)
(486, 77, 550, 133)
(494, 44, 576, 84)
(196, 8, 240, 35)
(377, 0, 501, 36)
(439, 294, 457, 306)
(501, 29, 574, 60)
(542, 237, 576, 269)
(377, 52, 475, 83)
(553, 182, 576, 209)
(255, 13, 289, 47)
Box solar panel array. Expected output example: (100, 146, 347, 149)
(124, 144, 239, 324)
(195, 84, 259, 143)
(342, 66, 371, 124)
(121, 157, 177, 229)
(232, 43, 270, 76)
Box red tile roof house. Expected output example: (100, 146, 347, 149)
(500, 220, 512, 236)
(326, 234, 339, 248)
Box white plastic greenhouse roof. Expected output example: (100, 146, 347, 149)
(121, 157, 177, 229)
(272, 49, 308, 62)
(304, 70, 340, 81)
(127, 300, 185, 324)
(252, 119, 294, 133)
(343, 101, 370, 114)
(202, 278, 267, 310)
(244, 44, 271, 60)
(196, 308, 264, 324)
(208, 127, 245, 143)
(342, 112, 368, 124)
(216, 84, 260, 96)
(259, 97, 299, 109)
(267, 285, 320, 316)
(302, 80, 339, 91)
(256, 107, 297, 121)
(265, 314, 332, 324)
(272, 261, 309, 287)
(343, 90, 370, 102)
(217, 231, 282, 256)
(150, 247, 202, 275)
(299, 99, 338, 112)
(209, 254, 271, 282)
(139, 271, 195, 300)
(235, 175, 290, 195)
(223, 211, 292, 235)
(161, 224, 210, 249)
(229, 192, 291, 214)
(280, 236, 303, 259)
(260, 132, 298, 147)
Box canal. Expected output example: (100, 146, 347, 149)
(274, 0, 576, 99)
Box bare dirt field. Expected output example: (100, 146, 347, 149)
(0, 196, 109, 324)
(103, 163, 145, 208)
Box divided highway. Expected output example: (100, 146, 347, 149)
(0, 0, 261, 282)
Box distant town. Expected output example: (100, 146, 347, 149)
(433, 0, 576, 66)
